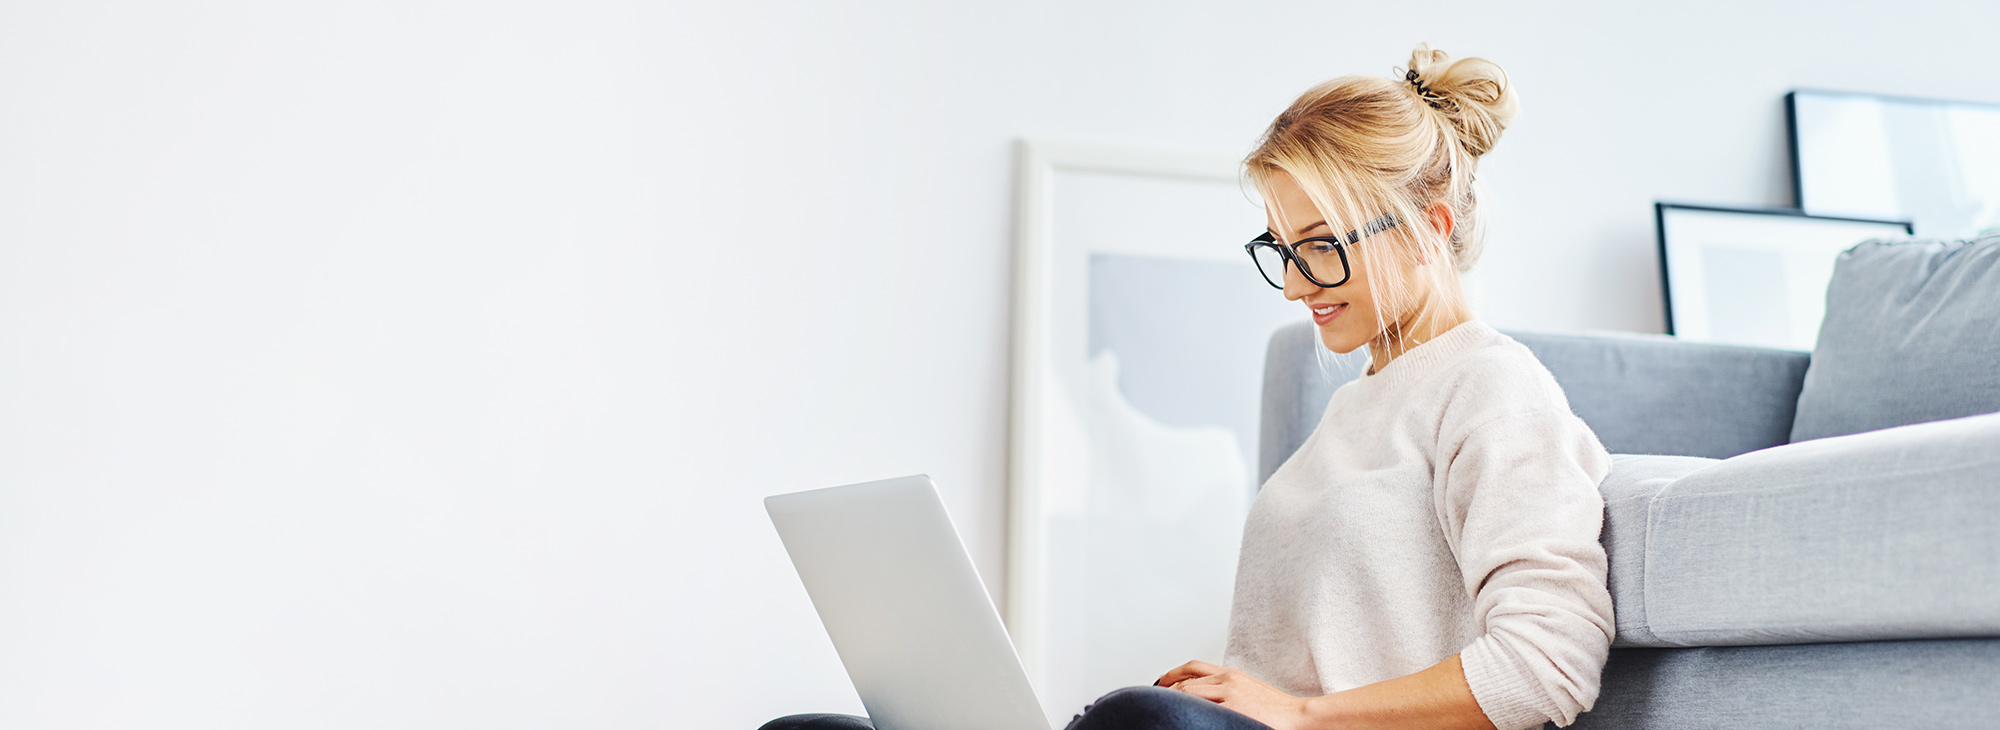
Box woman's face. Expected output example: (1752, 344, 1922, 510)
(1263, 169, 1425, 356)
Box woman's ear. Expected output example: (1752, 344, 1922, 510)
(1407, 201, 1455, 267)
(1424, 200, 1455, 241)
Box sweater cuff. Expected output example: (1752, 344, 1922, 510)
(1460, 635, 1550, 730)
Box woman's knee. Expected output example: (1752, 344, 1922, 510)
(1096, 685, 1185, 711)
(757, 713, 873, 730)
(1067, 685, 1269, 730)
(1066, 686, 1197, 729)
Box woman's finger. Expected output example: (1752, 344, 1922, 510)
(1178, 682, 1228, 702)
(1182, 659, 1223, 675)
(1154, 659, 1221, 687)
(1156, 660, 1202, 685)
(1174, 673, 1226, 688)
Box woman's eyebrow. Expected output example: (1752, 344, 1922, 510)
(1266, 220, 1332, 241)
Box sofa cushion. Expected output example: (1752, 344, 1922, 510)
(1789, 235, 2000, 442)
(1513, 331, 1809, 459)
(1257, 323, 1815, 485)
(1638, 411, 2000, 647)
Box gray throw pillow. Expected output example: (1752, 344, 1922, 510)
(1789, 234, 2000, 442)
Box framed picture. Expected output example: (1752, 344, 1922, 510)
(1655, 202, 1911, 351)
(1006, 140, 1307, 726)
(1787, 89, 2000, 238)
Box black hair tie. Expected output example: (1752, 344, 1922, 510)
(1403, 68, 1448, 110)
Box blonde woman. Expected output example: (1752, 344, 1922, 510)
(763, 43, 1614, 730)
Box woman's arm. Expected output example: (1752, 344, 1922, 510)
(1306, 654, 1495, 730)
(1157, 655, 1497, 730)
(1435, 407, 1616, 729)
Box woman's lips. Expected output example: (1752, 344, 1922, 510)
(1311, 302, 1346, 325)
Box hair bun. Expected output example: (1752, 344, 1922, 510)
(1400, 43, 1518, 158)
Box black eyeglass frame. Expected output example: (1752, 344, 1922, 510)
(1243, 213, 1401, 289)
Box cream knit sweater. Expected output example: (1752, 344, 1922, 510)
(1222, 319, 1615, 730)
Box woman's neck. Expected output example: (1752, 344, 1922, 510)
(1365, 306, 1470, 376)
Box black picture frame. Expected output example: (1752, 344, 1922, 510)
(1655, 202, 1913, 346)
(1786, 88, 2000, 236)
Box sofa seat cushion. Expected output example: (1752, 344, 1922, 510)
(1608, 411, 2000, 648)
(1573, 638, 2000, 729)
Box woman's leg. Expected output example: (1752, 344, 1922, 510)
(1064, 686, 1274, 730)
(758, 685, 1266, 730)
(756, 713, 873, 730)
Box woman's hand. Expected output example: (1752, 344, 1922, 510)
(1155, 660, 1317, 730)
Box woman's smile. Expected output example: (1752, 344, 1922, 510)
(1310, 302, 1347, 325)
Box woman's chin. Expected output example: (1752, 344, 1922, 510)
(1316, 328, 1363, 355)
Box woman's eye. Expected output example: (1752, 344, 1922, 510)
(1305, 242, 1339, 255)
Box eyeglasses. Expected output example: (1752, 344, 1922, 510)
(1243, 213, 1401, 289)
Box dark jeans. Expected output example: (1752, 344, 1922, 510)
(758, 685, 1275, 730)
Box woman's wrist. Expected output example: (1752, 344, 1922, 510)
(1302, 691, 1353, 729)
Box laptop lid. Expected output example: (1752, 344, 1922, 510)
(766, 474, 1050, 730)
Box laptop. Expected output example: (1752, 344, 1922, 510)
(766, 474, 1052, 730)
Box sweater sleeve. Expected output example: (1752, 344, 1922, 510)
(1434, 407, 1616, 730)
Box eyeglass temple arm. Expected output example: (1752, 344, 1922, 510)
(1343, 213, 1401, 244)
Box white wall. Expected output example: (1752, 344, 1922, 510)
(1, 1, 1994, 728)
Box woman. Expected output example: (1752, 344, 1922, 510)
(1079, 42, 1617, 730)
(768, 43, 1615, 730)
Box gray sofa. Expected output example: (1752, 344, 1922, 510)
(1256, 235, 2000, 727)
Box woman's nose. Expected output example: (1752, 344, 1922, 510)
(1281, 260, 1315, 301)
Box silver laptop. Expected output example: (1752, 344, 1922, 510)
(766, 474, 1052, 730)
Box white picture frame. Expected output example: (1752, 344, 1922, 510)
(1005, 140, 1308, 726)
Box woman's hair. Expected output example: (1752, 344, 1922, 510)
(1245, 43, 1518, 352)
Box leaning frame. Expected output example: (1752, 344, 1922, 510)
(1004, 139, 1249, 690)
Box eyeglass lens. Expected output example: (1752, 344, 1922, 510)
(1251, 240, 1348, 288)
